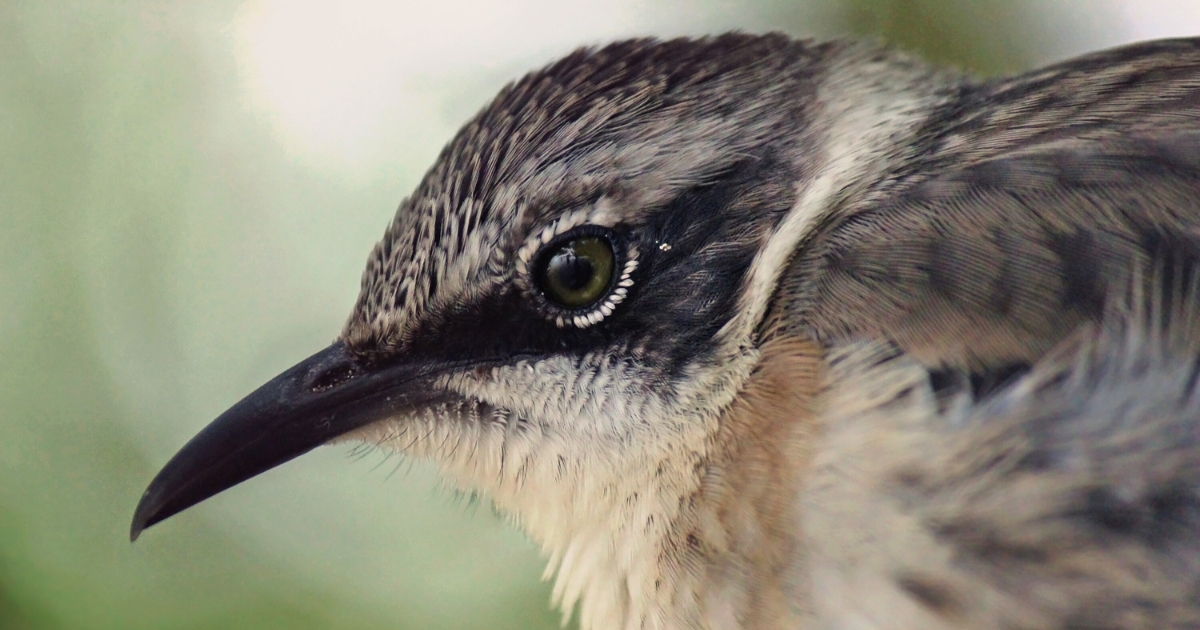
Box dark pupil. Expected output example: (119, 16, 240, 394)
(536, 235, 615, 309)
(549, 250, 594, 291)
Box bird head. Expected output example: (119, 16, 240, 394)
(131, 35, 949, 607)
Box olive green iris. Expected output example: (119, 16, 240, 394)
(536, 236, 615, 308)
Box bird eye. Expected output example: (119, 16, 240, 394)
(535, 235, 615, 309)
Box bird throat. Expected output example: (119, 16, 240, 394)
(541, 334, 825, 630)
(682, 334, 823, 628)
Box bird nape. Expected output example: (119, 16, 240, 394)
(132, 34, 1200, 630)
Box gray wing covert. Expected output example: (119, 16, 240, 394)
(791, 133, 1200, 370)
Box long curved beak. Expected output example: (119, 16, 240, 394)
(130, 341, 450, 541)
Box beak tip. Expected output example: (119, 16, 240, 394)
(124, 341, 434, 545)
(130, 490, 159, 543)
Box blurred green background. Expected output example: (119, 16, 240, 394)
(0, 1, 1162, 628)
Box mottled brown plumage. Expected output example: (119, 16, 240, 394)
(134, 34, 1200, 629)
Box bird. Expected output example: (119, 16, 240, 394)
(130, 33, 1200, 629)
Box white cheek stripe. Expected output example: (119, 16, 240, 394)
(718, 168, 843, 345)
(718, 67, 936, 350)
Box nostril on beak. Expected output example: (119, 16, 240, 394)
(308, 363, 360, 392)
(299, 342, 364, 393)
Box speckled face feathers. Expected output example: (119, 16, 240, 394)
(340, 34, 820, 358)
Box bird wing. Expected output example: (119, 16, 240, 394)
(791, 132, 1200, 373)
(802, 268, 1200, 629)
(788, 65, 1200, 626)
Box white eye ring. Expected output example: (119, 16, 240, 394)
(515, 213, 638, 329)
